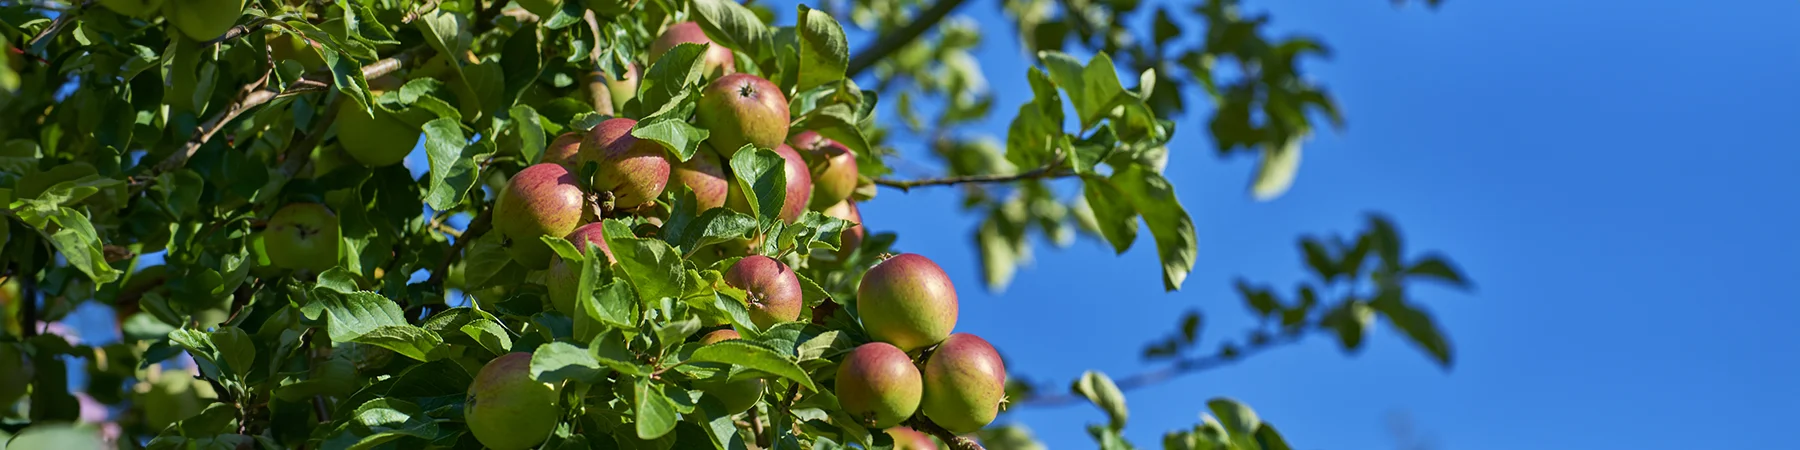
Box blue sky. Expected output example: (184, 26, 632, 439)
(800, 0, 1800, 448)
(71, 0, 1799, 448)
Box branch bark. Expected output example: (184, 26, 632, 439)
(905, 416, 985, 450)
(845, 0, 971, 78)
(1013, 330, 1309, 408)
(873, 158, 1070, 192)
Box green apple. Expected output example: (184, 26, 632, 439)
(164, 0, 245, 42)
(465, 352, 560, 450)
(264, 203, 341, 274)
(835, 342, 921, 429)
(604, 63, 641, 113)
(269, 32, 326, 72)
(99, 0, 165, 18)
(336, 96, 422, 167)
(857, 253, 957, 352)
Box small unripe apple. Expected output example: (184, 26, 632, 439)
(648, 22, 735, 78)
(725, 144, 812, 224)
(516, 0, 560, 18)
(835, 342, 921, 429)
(546, 223, 616, 315)
(674, 146, 731, 211)
(580, 118, 672, 211)
(723, 255, 803, 329)
(336, 97, 422, 167)
(823, 200, 865, 259)
(494, 164, 588, 269)
(164, 0, 244, 41)
(134, 365, 218, 431)
(886, 427, 938, 450)
(541, 132, 585, 166)
(466, 352, 560, 450)
(269, 32, 326, 72)
(857, 254, 958, 352)
(0, 343, 31, 406)
(919, 333, 1007, 434)
(697, 73, 790, 158)
(695, 329, 766, 414)
(604, 63, 641, 112)
(99, 0, 164, 18)
(264, 203, 341, 273)
(790, 131, 858, 209)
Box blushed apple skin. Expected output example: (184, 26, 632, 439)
(674, 146, 730, 211)
(835, 342, 922, 429)
(695, 329, 765, 414)
(919, 333, 1007, 434)
(605, 63, 641, 112)
(856, 253, 958, 352)
(494, 164, 588, 269)
(725, 144, 812, 224)
(790, 131, 859, 210)
(648, 22, 736, 78)
(696, 73, 790, 158)
(165, 0, 244, 41)
(541, 132, 585, 166)
(546, 223, 616, 315)
(264, 203, 341, 273)
(465, 352, 560, 450)
(723, 255, 803, 329)
(580, 118, 672, 211)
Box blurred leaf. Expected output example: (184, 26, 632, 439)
(1373, 294, 1453, 368)
(1250, 139, 1302, 201)
(1072, 371, 1127, 430)
(691, 0, 772, 61)
(1108, 165, 1197, 291)
(321, 398, 439, 450)
(1405, 255, 1471, 289)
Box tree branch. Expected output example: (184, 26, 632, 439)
(428, 209, 492, 287)
(906, 416, 985, 450)
(873, 158, 1069, 192)
(1012, 330, 1309, 408)
(845, 0, 972, 78)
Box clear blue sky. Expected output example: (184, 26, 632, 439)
(78, 1, 1798, 448)
(798, 0, 1800, 448)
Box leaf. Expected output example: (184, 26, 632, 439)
(1250, 139, 1302, 201)
(1071, 371, 1127, 430)
(584, 281, 640, 331)
(501, 27, 543, 107)
(1038, 51, 1125, 130)
(688, 340, 816, 391)
(1005, 68, 1064, 168)
(531, 341, 610, 384)
(794, 6, 849, 91)
(635, 379, 680, 440)
(508, 105, 547, 165)
(697, 396, 750, 450)
(321, 398, 440, 450)
(422, 118, 480, 210)
(1255, 423, 1293, 450)
(1080, 175, 1139, 254)
(459, 319, 514, 355)
(632, 118, 710, 162)
(355, 325, 445, 362)
(638, 43, 709, 120)
(1372, 295, 1453, 368)
(1405, 255, 1471, 289)
(1207, 397, 1261, 448)
(1107, 166, 1197, 291)
(729, 147, 788, 224)
(673, 207, 757, 255)
(309, 291, 409, 343)
(691, 0, 771, 61)
(607, 235, 686, 303)
(1323, 301, 1373, 352)
(3, 424, 107, 450)
(1300, 237, 1338, 281)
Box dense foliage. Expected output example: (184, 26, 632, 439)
(0, 0, 1467, 449)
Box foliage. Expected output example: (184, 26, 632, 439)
(0, 0, 1462, 449)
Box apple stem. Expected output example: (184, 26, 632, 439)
(906, 415, 986, 450)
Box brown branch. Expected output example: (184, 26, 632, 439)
(905, 416, 985, 450)
(428, 209, 492, 287)
(845, 0, 971, 78)
(1013, 330, 1309, 408)
(872, 160, 1069, 192)
(401, 0, 444, 24)
(276, 95, 343, 179)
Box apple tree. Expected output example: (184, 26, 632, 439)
(0, 0, 1469, 448)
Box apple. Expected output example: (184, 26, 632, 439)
(0, 343, 31, 406)
(335, 96, 422, 167)
(164, 0, 244, 42)
(835, 342, 921, 429)
(725, 144, 812, 224)
(790, 131, 858, 209)
(674, 146, 731, 211)
(264, 203, 341, 273)
(493, 163, 588, 269)
(857, 254, 958, 352)
(723, 255, 803, 329)
(823, 200, 865, 260)
(605, 63, 641, 112)
(886, 427, 937, 450)
(269, 32, 326, 72)
(516, 0, 560, 18)
(694, 329, 766, 414)
(134, 365, 219, 431)
(545, 223, 615, 315)
(541, 132, 585, 166)
(465, 352, 560, 450)
(579, 118, 672, 211)
(696, 73, 790, 157)
(919, 333, 1007, 434)
(99, 0, 164, 18)
(648, 22, 735, 78)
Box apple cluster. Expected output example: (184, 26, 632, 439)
(836, 253, 1009, 436)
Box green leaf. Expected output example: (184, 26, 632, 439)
(635, 379, 680, 440)
(794, 6, 849, 91)
(508, 105, 548, 165)
(670, 203, 757, 255)
(585, 281, 640, 331)
(790, 103, 872, 157)
(696, 396, 750, 450)
(607, 235, 686, 304)
(422, 118, 480, 210)
(1254, 423, 1293, 450)
(1071, 371, 1127, 430)
(1372, 295, 1453, 368)
(531, 341, 610, 384)
(168, 327, 254, 381)
(689, 340, 816, 391)
(1107, 165, 1197, 291)
(501, 27, 544, 107)
(355, 325, 445, 362)
(4, 424, 107, 450)
(632, 118, 710, 162)
(1006, 68, 1064, 168)
(1207, 397, 1261, 449)
(638, 43, 709, 120)
(1080, 175, 1139, 254)
(1250, 139, 1303, 201)
(415, 10, 471, 95)
(691, 0, 772, 61)
(592, 330, 648, 376)
(1405, 255, 1471, 289)
(729, 147, 788, 224)
(309, 291, 409, 343)
(459, 319, 514, 355)
(1323, 301, 1373, 352)
(1038, 51, 1125, 131)
(321, 398, 440, 450)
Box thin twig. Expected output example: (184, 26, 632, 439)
(152, 50, 278, 173)
(873, 156, 1068, 192)
(905, 416, 985, 450)
(401, 0, 444, 24)
(845, 0, 971, 78)
(1013, 330, 1309, 408)
(276, 94, 343, 179)
(749, 405, 769, 448)
(428, 209, 492, 287)
(25, 1, 92, 52)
